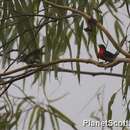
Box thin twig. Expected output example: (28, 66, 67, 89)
(0, 81, 12, 97)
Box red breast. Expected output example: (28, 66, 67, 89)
(98, 48, 105, 58)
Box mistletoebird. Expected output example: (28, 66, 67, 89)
(98, 44, 118, 62)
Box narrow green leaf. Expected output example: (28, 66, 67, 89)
(125, 0, 130, 17)
(114, 20, 124, 43)
(28, 106, 38, 130)
(125, 64, 130, 86)
(122, 63, 127, 98)
(49, 112, 57, 130)
(107, 92, 116, 121)
(76, 62, 80, 83)
(35, 108, 41, 130)
(126, 101, 130, 120)
(41, 111, 45, 130)
(123, 64, 130, 99)
(49, 105, 77, 130)
(98, 0, 108, 8)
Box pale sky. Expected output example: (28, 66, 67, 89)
(7, 3, 130, 130)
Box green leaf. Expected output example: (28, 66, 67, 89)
(126, 101, 130, 120)
(107, 0, 117, 12)
(126, 101, 130, 121)
(123, 64, 130, 99)
(49, 105, 77, 130)
(41, 111, 45, 130)
(125, 0, 130, 17)
(49, 110, 59, 130)
(35, 108, 42, 130)
(125, 64, 130, 86)
(107, 92, 116, 121)
(9, 110, 22, 129)
(114, 20, 124, 43)
(76, 62, 80, 83)
(28, 106, 38, 130)
(66, 32, 73, 70)
(98, 0, 108, 8)
(122, 63, 127, 97)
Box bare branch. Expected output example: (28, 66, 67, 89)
(0, 57, 129, 85)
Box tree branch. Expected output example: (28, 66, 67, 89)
(1, 58, 130, 77)
(0, 57, 129, 85)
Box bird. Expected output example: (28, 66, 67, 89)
(84, 17, 97, 32)
(98, 44, 117, 62)
(17, 45, 45, 64)
(17, 48, 44, 64)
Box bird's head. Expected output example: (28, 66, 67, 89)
(98, 44, 106, 50)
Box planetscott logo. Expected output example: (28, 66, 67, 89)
(83, 120, 130, 127)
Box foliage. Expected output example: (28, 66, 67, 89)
(0, 0, 130, 130)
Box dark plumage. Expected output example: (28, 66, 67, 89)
(98, 44, 117, 62)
